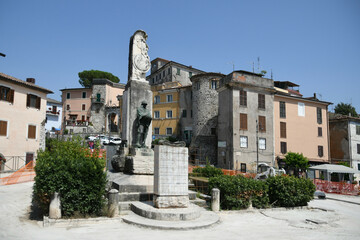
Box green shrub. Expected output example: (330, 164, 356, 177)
(266, 175, 315, 207)
(193, 164, 224, 178)
(33, 137, 107, 217)
(208, 175, 269, 210)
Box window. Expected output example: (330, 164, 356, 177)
(81, 115, 85, 122)
(211, 128, 216, 135)
(0, 120, 8, 136)
(280, 122, 286, 138)
(66, 104, 70, 110)
(66, 92, 70, 99)
(167, 94, 173, 102)
(168, 68, 171, 75)
(26, 94, 41, 109)
(240, 90, 247, 107)
(357, 144, 360, 154)
(195, 82, 200, 90)
(240, 136, 248, 148)
(318, 127, 323, 137)
(191, 110, 193, 118)
(298, 102, 305, 116)
(318, 146, 324, 157)
(358, 163, 360, 171)
(211, 80, 217, 89)
(176, 68, 180, 75)
(240, 163, 247, 173)
(154, 111, 160, 119)
(258, 116, 266, 132)
(166, 127, 172, 135)
(189, 72, 193, 78)
(281, 142, 287, 154)
(28, 125, 36, 139)
(82, 92, 86, 98)
(154, 96, 160, 104)
(163, 71, 165, 78)
(280, 101, 286, 118)
(258, 94, 265, 109)
(0, 86, 14, 103)
(82, 104, 86, 111)
(151, 78, 154, 84)
(96, 93, 101, 102)
(259, 138, 266, 150)
(317, 107, 322, 124)
(182, 109, 187, 118)
(357, 126, 360, 135)
(240, 113, 248, 130)
(166, 110, 172, 118)
(154, 128, 160, 135)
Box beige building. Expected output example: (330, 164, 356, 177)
(274, 81, 332, 167)
(0, 73, 53, 171)
(61, 79, 125, 134)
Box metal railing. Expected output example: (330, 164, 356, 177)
(1, 156, 26, 172)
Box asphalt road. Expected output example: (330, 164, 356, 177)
(1, 182, 359, 240)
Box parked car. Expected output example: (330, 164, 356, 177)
(87, 136, 97, 141)
(101, 137, 110, 145)
(109, 137, 122, 145)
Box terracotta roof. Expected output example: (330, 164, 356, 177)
(0, 72, 53, 94)
(329, 112, 360, 121)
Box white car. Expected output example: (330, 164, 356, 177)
(87, 136, 97, 141)
(109, 137, 122, 145)
(101, 137, 110, 145)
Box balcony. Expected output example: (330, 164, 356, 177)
(65, 120, 91, 126)
(46, 110, 60, 116)
(91, 97, 105, 104)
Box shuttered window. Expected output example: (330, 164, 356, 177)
(240, 113, 248, 130)
(240, 90, 247, 107)
(281, 142, 287, 154)
(0, 120, 7, 136)
(318, 146, 324, 157)
(28, 125, 36, 139)
(357, 144, 360, 154)
(280, 101, 286, 118)
(26, 94, 41, 110)
(280, 122, 286, 138)
(317, 107, 322, 124)
(258, 94, 265, 109)
(258, 116, 266, 132)
(0, 86, 14, 103)
(318, 127, 323, 137)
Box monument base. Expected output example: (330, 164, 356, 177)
(124, 147, 154, 175)
(153, 195, 189, 208)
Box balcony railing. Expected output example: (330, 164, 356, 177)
(46, 110, 60, 115)
(65, 120, 91, 126)
(91, 97, 105, 104)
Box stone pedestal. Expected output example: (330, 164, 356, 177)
(124, 147, 154, 175)
(154, 145, 189, 208)
(121, 80, 153, 148)
(49, 192, 61, 219)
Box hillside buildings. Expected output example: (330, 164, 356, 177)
(45, 98, 62, 134)
(0, 73, 53, 171)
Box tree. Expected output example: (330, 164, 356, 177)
(284, 152, 309, 177)
(78, 70, 120, 87)
(334, 102, 358, 117)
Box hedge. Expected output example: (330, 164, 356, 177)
(192, 164, 224, 178)
(33, 137, 107, 217)
(266, 175, 315, 207)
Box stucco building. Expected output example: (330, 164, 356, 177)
(217, 71, 275, 172)
(329, 113, 360, 178)
(45, 98, 62, 134)
(274, 82, 331, 167)
(0, 73, 53, 171)
(61, 79, 125, 134)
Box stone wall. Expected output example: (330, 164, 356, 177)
(91, 84, 107, 133)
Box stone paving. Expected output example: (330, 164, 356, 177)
(1, 182, 360, 240)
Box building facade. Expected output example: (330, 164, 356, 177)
(0, 73, 53, 171)
(61, 79, 125, 134)
(45, 98, 62, 133)
(217, 71, 275, 172)
(329, 114, 360, 178)
(274, 87, 331, 167)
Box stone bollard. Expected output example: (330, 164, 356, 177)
(49, 192, 61, 219)
(211, 188, 220, 212)
(108, 189, 119, 217)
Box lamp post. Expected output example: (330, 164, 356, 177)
(256, 119, 259, 173)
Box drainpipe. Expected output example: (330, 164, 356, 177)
(348, 119, 353, 168)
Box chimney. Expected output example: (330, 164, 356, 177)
(313, 93, 316, 98)
(26, 78, 35, 84)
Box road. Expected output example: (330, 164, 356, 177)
(0, 182, 359, 240)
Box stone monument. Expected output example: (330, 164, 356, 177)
(153, 145, 189, 208)
(118, 30, 154, 174)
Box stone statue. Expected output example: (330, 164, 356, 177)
(135, 101, 152, 148)
(128, 30, 151, 81)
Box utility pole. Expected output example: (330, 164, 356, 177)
(256, 119, 259, 173)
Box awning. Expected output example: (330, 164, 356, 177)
(309, 164, 360, 174)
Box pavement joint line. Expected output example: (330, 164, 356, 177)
(326, 197, 360, 206)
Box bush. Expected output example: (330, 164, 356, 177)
(266, 175, 315, 207)
(33, 137, 107, 217)
(208, 175, 269, 210)
(193, 164, 224, 178)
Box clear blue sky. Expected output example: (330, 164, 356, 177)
(1, 0, 359, 112)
